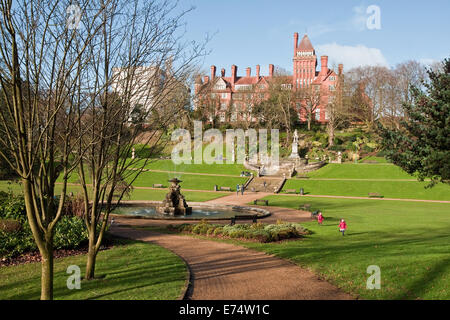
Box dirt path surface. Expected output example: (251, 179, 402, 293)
(110, 225, 354, 300)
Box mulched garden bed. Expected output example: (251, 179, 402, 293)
(0, 238, 116, 268)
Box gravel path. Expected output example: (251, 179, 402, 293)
(110, 225, 354, 300)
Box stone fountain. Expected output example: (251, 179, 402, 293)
(157, 178, 192, 216)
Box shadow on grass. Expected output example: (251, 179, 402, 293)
(1, 236, 186, 300)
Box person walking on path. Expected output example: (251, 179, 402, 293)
(263, 181, 267, 192)
(236, 184, 240, 196)
(241, 184, 244, 195)
(317, 212, 324, 225)
(339, 219, 347, 236)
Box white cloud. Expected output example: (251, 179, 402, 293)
(419, 58, 438, 66)
(316, 43, 389, 70)
(351, 5, 367, 31)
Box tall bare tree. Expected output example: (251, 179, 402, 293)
(75, 0, 206, 280)
(0, 0, 105, 299)
(251, 67, 296, 142)
(298, 84, 321, 131)
(326, 70, 351, 146)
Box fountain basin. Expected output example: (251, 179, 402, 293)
(111, 201, 271, 221)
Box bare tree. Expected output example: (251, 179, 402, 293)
(326, 70, 351, 146)
(75, 0, 207, 280)
(251, 67, 296, 141)
(0, 0, 105, 299)
(298, 84, 321, 131)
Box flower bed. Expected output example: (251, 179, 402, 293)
(168, 220, 311, 243)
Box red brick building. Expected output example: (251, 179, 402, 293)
(194, 33, 343, 124)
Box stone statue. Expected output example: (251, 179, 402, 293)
(157, 178, 192, 216)
(289, 129, 300, 159)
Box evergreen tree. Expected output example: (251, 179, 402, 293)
(378, 59, 450, 187)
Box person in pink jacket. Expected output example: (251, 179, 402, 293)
(317, 212, 324, 225)
(339, 219, 347, 236)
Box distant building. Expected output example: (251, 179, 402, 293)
(111, 65, 163, 113)
(194, 33, 343, 124)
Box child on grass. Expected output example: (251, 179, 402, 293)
(339, 219, 347, 236)
(317, 212, 324, 225)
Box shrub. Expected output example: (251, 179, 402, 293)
(170, 222, 309, 243)
(0, 194, 27, 222)
(192, 223, 209, 235)
(0, 223, 36, 259)
(0, 215, 89, 259)
(53, 216, 89, 250)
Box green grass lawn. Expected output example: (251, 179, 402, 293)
(306, 163, 416, 180)
(0, 239, 187, 300)
(131, 171, 248, 191)
(0, 181, 228, 202)
(282, 179, 450, 201)
(359, 156, 389, 164)
(240, 195, 450, 299)
(132, 159, 249, 176)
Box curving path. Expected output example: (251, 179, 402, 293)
(110, 223, 353, 300)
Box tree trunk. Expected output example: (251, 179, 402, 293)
(85, 247, 97, 280)
(40, 243, 54, 300)
(328, 124, 335, 147)
(85, 231, 97, 280)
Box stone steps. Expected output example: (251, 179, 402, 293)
(246, 177, 284, 193)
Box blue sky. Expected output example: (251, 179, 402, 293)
(180, 0, 450, 75)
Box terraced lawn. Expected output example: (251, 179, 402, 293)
(282, 179, 450, 201)
(132, 159, 249, 176)
(306, 163, 416, 180)
(131, 170, 248, 191)
(0, 181, 228, 202)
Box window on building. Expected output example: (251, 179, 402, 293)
(215, 84, 226, 90)
(329, 76, 336, 81)
(231, 112, 237, 122)
(211, 93, 216, 99)
(329, 85, 336, 91)
(315, 109, 321, 121)
(220, 103, 227, 110)
(233, 93, 242, 100)
(235, 84, 252, 91)
(220, 113, 226, 122)
(221, 93, 228, 99)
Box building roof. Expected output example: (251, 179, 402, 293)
(298, 34, 314, 51)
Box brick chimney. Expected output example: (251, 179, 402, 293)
(321, 56, 328, 76)
(203, 76, 209, 84)
(246, 67, 251, 77)
(338, 64, 343, 76)
(294, 32, 299, 53)
(256, 65, 260, 78)
(231, 65, 237, 84)
(269, 64, 274, 77)
(221, 68, 225, 77)
(211, 65, 216, 80)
